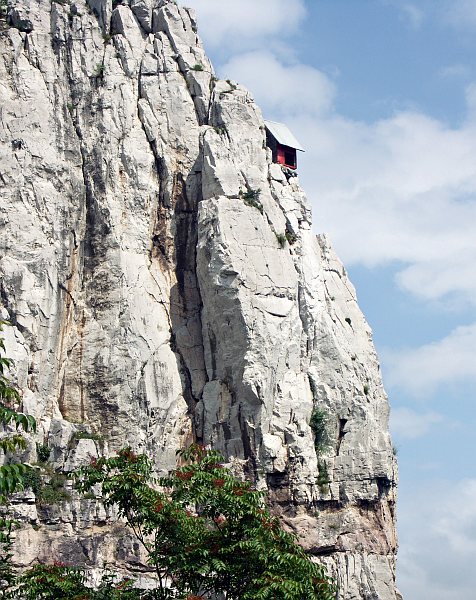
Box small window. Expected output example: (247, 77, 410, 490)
(284, 149, 296, 168)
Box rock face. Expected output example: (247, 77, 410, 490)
(0, 1, 399, 598)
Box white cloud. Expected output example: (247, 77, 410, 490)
(444, 0, 476, 29)
(380, 0, 424, 29)
(390, 407, 443, 439)
(398, 478, 476, 599)
(222, 51, 336, 117)
(181, 0, 306, 49)
(400, 3, 425, 28)
(465, 82, 476, 119)
(433, 480, 476, 554)
(396, 250, 476, 303)
(384, 323, 476, 396)
(439, 63, 471, 79)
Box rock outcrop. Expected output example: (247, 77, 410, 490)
(0, 1, 398, 598)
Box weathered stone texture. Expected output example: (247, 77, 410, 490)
(0, 1, 398, 597)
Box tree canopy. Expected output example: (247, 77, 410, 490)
(74, 444, 336, 600)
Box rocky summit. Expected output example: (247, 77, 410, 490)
(0, 1, 399, 598)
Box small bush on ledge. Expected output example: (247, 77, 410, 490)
(275, 232, 286, 248)
(310, 407, 330, 456)
(93, 62, 105, 78)
(317, 461, 331, 492)
(241, 188, 263, 214)
(72, 430, 102, 442)
(285, 230, 297, 245)
(36, 443, 51, 463)
(213, 125, 227, 135)
(21, 468, 71, 505)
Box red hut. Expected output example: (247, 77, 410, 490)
(265, 120, 305, 170)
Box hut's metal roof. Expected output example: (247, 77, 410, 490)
(264, 120, 305, 152)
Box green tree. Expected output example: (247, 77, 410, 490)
(75, 444, 336, 600)
(0, 321, 36, 500)
(0, 321, 36, 597)
(15, 564, 143, 600)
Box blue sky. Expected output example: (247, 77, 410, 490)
(180, 1, 476, 598)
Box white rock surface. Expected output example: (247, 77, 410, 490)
(0, 1, 398, 598)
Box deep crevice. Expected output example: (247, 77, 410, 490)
(336, 418, 348, 456)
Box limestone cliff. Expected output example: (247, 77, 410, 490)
(0, 1, 399, 598)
